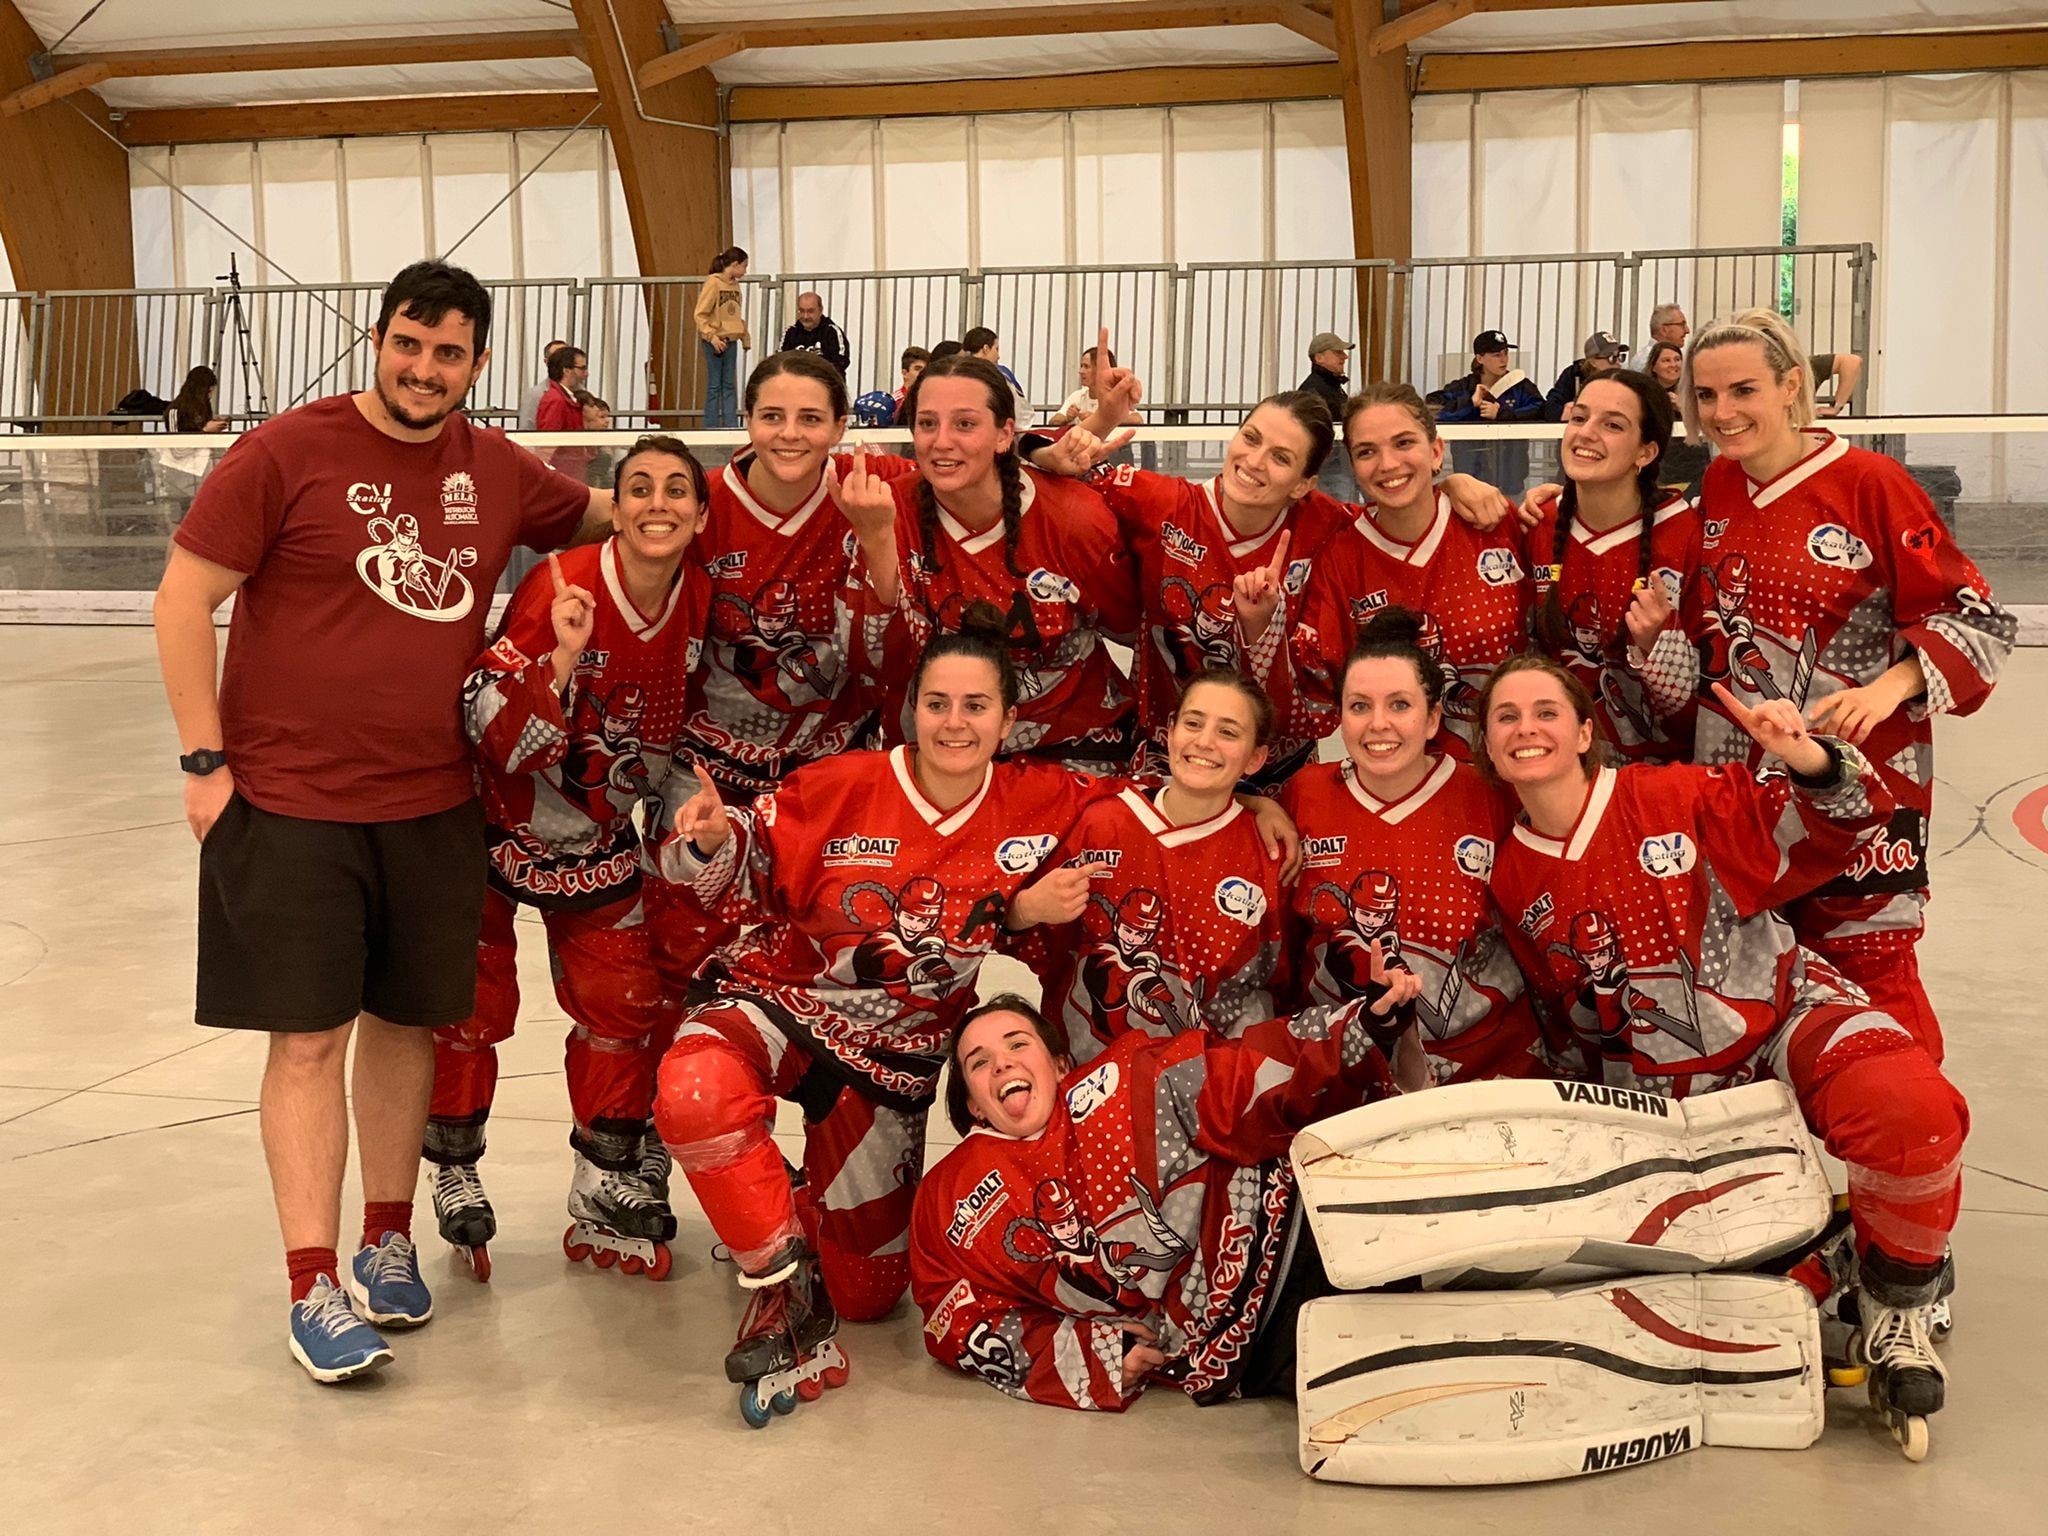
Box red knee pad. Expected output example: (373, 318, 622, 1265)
(823, 1251, 910, 1324)
(430, 940, 520, 1119)
(654, 1033, 774, 1150)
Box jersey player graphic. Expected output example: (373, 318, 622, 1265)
(558, 680, 652, 804)
(1547, 909, 1709, 1070)
(356, 511, 478, 621)
(1001, 1176, 1188, 1313)
(709, 578, 837, 709)
(1071, 887, 1197, 1043)
(1307, 869, 1406, 997)
(1703, 554, 1819, 706)
(1156, 578, 1240, 678)
(828, 874, 976, 1003)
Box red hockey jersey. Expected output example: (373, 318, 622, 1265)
(911, 1007, 1394, 1412)
(1489, 749, 1895, 1094)
(1523, 491, 1703, 762)
(1029, 786, 1284, 1063)
(1278, 755, 1540, 1082)
(658, 747, 1120, 1108)
(1089, 467, 1352, 781)
(464, 538, 704, 909)
(1280, 491, 1532, 758)
(679, 450, 917, 800)
(878, 468, 1143, 767)
(1688, 432, 2014, 900)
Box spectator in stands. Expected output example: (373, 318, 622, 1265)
(962, 326, 1035, 426)
(1809, 349, 1865, 416)
(1649, 304, 1689, 347)
(694, 247, 752, 430)
(929, 339, 964, 363)
(1049, 344, 1118, 427)
(779, 291, 852, 377)
(535, 345, 593, 480)
(576, 390, 616, 489)
(1428, 329, 1544, 495)
(519, 339, 569, 430)
(1297, 332, 1354, 494)
(1644, 340, 1685, 413)
(1542, 331, 1629, 421)
(892, 346, 931, 421)
(170, 365, 228, 433)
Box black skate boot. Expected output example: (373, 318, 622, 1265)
(727, 1239, 848, 1428)
(637, 1129, 674, 1206)
(563, 1125, 678, 1281)
(1855, 1294, 1947, 1462)
(423, 1116, 494, 1281)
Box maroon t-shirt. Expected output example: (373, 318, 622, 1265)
(174, 394, 592, 823)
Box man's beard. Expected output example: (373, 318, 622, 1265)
(377, 375, 464, 430)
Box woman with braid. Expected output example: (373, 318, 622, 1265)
(869, 353, 1144, 771)
(1521, 369, 1702, 762)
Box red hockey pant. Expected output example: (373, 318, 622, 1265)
(654, 998, 927, 1322)
(1778, 995, 1967, 1302)
(1789, 888, 1941, 1060)
(431, 888, 678, 1135)
(642, 872, 739, 1002)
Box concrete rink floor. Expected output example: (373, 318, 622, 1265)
(2, 625, 2044, 1534)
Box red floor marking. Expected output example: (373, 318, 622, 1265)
(2015, 784, 2048, 856)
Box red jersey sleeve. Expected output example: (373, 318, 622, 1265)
(461, 562, 569, 770)
(512, 440, 595, 552)
(1690, 744, 1898, 916)
(1057, 478, 1144, 642)
(1858, 458, 2015, 720)
(171, 430, 287, 575)
(1190, 999, 1395, 1165)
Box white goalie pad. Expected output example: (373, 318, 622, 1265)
(1298, 1273, 1824, 1485)
(1291, 1079, 1831, 1290)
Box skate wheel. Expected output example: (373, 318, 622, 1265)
(738, 1385, 771, 1430)
(563, 1226, 593, 1264)
(646, 1244, 674, 1281)
(1896, 1415, 1929, 1462)
(770, 1388, 797, 1415)
(468, 1245, 492, 1283)
(796, 1377, 823, 1402)
(822, 1360, 850, 1390)
(621, 1254, 646, 1277)
(1827, 1364, 1867, 1389)
(592, 1247, 618, 1270)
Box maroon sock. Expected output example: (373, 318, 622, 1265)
(287, 1247, 339, 1303)
(361, 1201, 413, 1249)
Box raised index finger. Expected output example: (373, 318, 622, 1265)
(1708, 681, 1748, 722)
(1097, 325, 1110, 363)
(1267, 527, 1293, 580)
(548, 551, 566, 593)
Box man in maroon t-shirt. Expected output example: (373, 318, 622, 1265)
(153, 260, 606, 1384)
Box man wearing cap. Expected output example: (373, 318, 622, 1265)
(1298, 332, 1354, 494)
(1543, 331, 1630, 421)
(1427, 330, 1545, 494)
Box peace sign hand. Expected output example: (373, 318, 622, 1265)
(673, 755, 733, 855)
(1006, 859, 1111, 931)
(1710, 682, 1831, 778)
(1231, 528, 1292, 642)
(827, 443, 898, 541)
(548, 552, 596, 689)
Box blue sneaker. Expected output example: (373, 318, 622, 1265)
(347, 1231, 434, 1327)
(290, 1274, 395, 1383)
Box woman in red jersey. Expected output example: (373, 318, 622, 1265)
(1481, 655, 1966, 1455)
(868, 353, 1144, 771)
(426, 437, 709, 1281)
(1014, 669, 1289, 1063)
(1277, 382, 1532, 757)
(1522, 369, 1702, 763)
(910, 974, 1416, 1413)
(1279, 606, 1539, 1083)
(651, 613, 1124, 1423)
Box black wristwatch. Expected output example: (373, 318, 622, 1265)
(179, 748, 229, 776)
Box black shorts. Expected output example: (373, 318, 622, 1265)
(197, 795, 487, 1033)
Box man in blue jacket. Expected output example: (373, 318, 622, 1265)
(1542, 330, 1629, 421)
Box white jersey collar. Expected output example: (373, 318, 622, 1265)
(890, 744, 993, 835)
(1510, 765, 1618, 861)
(1354, 490, 1451, 565)
(723, 453, 831, 535)
(937, 471, 1039, 556)
(1746, 429, 1847, 508)
(599, 539, 686, 640)
(1342, 753, 1455, 825)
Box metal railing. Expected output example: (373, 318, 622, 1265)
(0, 245, 1878, 431)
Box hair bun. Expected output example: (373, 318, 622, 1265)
(1357, 604, 1424, 648)
(955, 598, 1010, 645)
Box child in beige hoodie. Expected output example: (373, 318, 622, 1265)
(694, 247, 752, 429)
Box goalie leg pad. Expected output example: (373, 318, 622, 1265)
(1291, 1079, 1832, 1290)
(1297, 1273, 1823, 1485)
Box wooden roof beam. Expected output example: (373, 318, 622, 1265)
(1, 29, 588, 116)
(725, 60, 1342, 122)
(116, 92, 601, 147)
